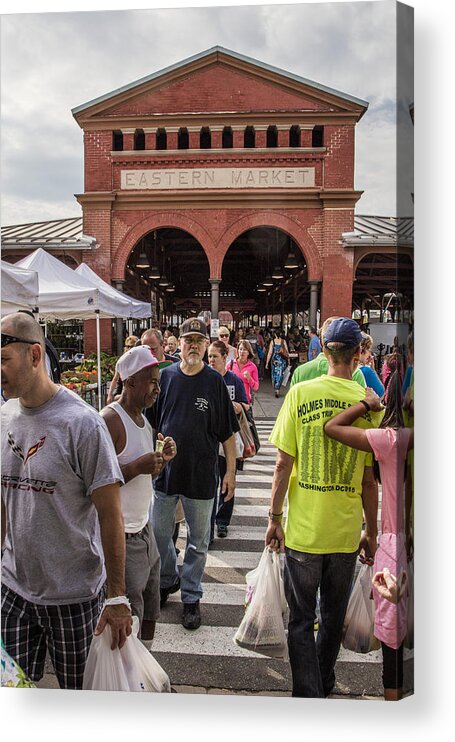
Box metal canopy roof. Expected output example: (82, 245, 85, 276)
(342, 215, 414, 246)
(72, 46, 369, 117)
(1, 217, 97, 251)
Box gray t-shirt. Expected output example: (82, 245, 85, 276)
(1, 386, 123, 605)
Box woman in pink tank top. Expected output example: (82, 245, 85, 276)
(324, 371, 413, 701)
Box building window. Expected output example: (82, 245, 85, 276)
(289, 125, 301, 147)
(244, 126, 255, 148)
(156, 128, 167, 150)
(113, 130, 123, 151)
(134, 129, 145, 150)
(266, 125, 278, 147)
(200, 127, 211, 149)
(312, 125, 324, 147)
(178, 127, 189, 149)
(222, 126, 233, 148)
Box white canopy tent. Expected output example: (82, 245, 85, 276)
(1, 260, 39, 316)
(16, 248, 133, 409)
(75, 262, 151, 319)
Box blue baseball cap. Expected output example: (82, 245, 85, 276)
(323, 318, 362, 348)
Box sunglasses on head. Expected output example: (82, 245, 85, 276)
(1, 333, 38, 349)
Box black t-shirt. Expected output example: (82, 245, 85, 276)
(147, 363, 239, 499)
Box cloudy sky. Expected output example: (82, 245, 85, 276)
(1, 0, 414, 226)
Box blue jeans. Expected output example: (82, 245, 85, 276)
(150, 491, 213, 604)
(284, 548, 357, 698)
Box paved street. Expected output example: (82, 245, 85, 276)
(38, 378, 413, 698)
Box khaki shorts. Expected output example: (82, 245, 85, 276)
(125, 522, 161, 628)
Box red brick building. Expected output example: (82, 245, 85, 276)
(71, 47, 369, 351)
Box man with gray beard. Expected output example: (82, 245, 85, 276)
(146, 318, 238, 630)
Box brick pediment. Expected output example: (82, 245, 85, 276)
(73, 47, 367, 127)
(103, 64, 330, 117)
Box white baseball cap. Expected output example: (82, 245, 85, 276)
(116, 345, 159, 381)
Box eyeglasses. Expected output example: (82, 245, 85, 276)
(219, 334, 229, 338)
(182, 336, 206, 345)
(1, 333, 38, 348)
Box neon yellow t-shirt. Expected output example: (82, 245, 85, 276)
(269, 375, 383, 554)
(290, 353, 366, 388)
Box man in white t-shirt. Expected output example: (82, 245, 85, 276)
(101, 346, 177, 647)
(1, 312, 132, 689)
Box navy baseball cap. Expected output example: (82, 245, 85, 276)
(323, 318, 362, 348)
(179, 317, 208, 338)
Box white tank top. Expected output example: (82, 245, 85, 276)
(108, 401, 155, 533)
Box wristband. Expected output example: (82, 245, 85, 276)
(268, 510, 283, 522)
(103, 595, 131, 610)
(359, 399, 371, 412)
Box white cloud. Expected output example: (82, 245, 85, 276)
(1, 0, 413, 224)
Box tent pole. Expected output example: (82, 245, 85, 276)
(96, 310, 102, 411)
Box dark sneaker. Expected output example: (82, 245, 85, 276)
(217, 524, 228, 538)
(160, 577, 180, 608)
(182, 601, 201, 630)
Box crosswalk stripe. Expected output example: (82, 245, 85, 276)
(154, 411, 392, 696)
(152, 624, 412, 665)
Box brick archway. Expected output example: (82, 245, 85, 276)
(214, 212, 322, 281)
(112, 211, 215, 279)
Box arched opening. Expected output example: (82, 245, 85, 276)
(222, 126, 233, 148)
(178, 127, 189, 149)
(221, 227, 308, 329)
(244, 126, 255, 148)
(200, 127, 211, 149)
(112, 130, 123, 151)
(266, 125, 278, 148)
(289, 125, 301, 147)
(312, 125, 324, 147)
(126, 228, 210, 324)
(156, 128, 167, 150)
(134, 128, 145, 150)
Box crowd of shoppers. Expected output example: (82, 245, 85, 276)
(1, 310, 413, 701)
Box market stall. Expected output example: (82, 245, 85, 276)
(1, 260, 39, 315)
(16, 248, 132, 409)
(75, 263, 151, 319)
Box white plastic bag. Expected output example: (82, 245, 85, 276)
(282, 365, 291, 387)
(404, 559, 414, 649)
(342, 563, 380, 653)
(234, 547, 288, 659)
(83, 616, 171, 692)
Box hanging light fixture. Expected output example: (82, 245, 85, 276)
(257, 285, 266, 292)
(263, 240, 273, 286)
(148, 231, 161, 279)
(284, 235, 299, 269)
(166, 259, 175, 292)
(158, 242, 169, 286)
(136, 239, 149, 269)
(271, 230, 284, 279)
(284, 251, 299, 269)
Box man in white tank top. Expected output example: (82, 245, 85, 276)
(101, 346, 177, 648)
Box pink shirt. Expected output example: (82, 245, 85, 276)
(229, 359, 259, 404)
(365, 427, 411, 534)
(365, 427, 411, 649)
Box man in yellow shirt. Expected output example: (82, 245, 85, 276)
(266, 318, 383, 698)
